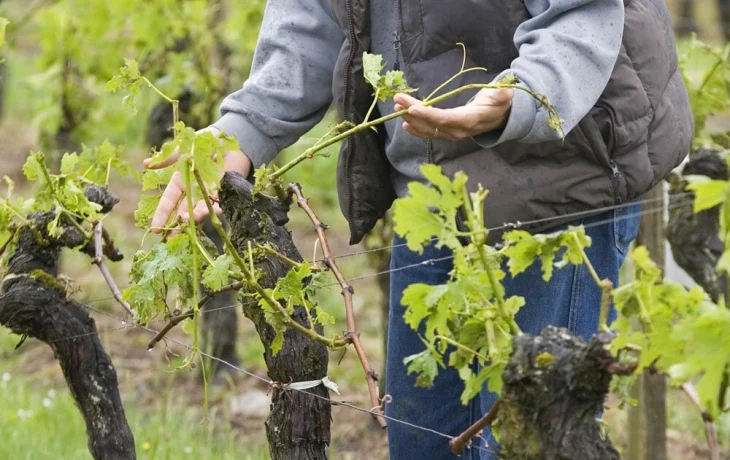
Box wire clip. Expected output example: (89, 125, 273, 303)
(274, 376, 341, 395)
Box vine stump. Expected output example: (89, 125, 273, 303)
(219, 172, 331, 460)
(499, 326, 622, 460)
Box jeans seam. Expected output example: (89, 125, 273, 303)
(469, 396, 476, 459)
(568, 263, 583, 333)
(470, 358, 480, 460)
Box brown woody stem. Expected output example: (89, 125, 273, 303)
(597, 280, 614, 334)
(90, 222, 134, 316)
(450, 400, 501, 455)
(147, 281, 245, 349)
(289, 183, 386, 429)
(681, 383, 721, 460)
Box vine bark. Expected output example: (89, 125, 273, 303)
(0, 188, 136, 460)
(219, 172, 331, 460)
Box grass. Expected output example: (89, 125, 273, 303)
(0, 350, 271, 460)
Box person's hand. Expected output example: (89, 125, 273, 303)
(393, 87, 514, 141)
(143, 126, 252, 233)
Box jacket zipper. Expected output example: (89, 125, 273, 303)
(343, 0, 357, 241)
(393, 31, 401, 71)
(609, 160, 623, 204)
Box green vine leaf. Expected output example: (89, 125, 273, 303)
(123, 234, 199, 324)
(258, 294, 288, 356)
(402, 283, 449, 330)
(181, 318, 195, 335)
(363, 52, 417, 100)
(404, 344, 443, 389)
(393, 164, 466, 253)
(202, 254, 234, 291)
(611, 246, 729, 416)
(78, 140, 139, 185)
(60, 153, 79, 176)
(22, 153, 45, 182)
(503, 226, 591, 282)
(685, 175, 729, 213)
(105, 58, 144, 111)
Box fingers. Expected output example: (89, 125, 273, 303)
(150, 171, 184, 232)
(395, 94, 446, 137)
(144, 147, 180, 170)
(183, 196, 222, 223)
(393, 93, 421, 109)
(397, 87, 514, 141)
(145, 126, 234, 238)
(395, 92, 473, 140)
(402, 106, 474, 141)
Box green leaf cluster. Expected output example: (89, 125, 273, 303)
(258, 263, 336, 355)
(393, 164, 466, 253)
(0, 146, 133, 241)
(137, 122, 238, 229)
(393, 165, 594, 403)
(503, 226, 591, 282)
(123, 234, 201, 324)
(678, 37, 730, 146)
(104, 59, 144, 111)
(611, 246, 730, 417)
(363, 52, 416, 101)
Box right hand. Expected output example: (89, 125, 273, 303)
(144, 126, 252, 233)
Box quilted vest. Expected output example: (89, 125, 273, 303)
(328, 0, 693, 244)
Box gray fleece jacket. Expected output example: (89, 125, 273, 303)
(213, 0, 624, 197)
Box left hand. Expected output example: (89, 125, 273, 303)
(394, 87, 514, 141)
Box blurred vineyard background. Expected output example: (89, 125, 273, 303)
(0, 0, 729, 458)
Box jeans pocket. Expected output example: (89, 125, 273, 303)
(613, 200, 642, 255)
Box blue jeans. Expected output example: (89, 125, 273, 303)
(384, 202, 642, 460)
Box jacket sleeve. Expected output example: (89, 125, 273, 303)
(474, 0, 624, 148)
(212, 0, 345, 168)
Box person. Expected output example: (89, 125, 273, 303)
(145, 0, 692, 458)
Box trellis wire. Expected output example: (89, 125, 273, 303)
(72, 190, 707, 327)
(14, 169, 717, 457)
(79, 303, 497, 456)
(326, 190, 695, 261)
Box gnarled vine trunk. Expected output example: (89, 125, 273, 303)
(0, 188, 136, 460)
(499, 326, 624, 460)
(219, 172, 330, 460)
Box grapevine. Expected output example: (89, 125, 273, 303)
(98, 45, 565, 429)
(4, 14, 730, 457)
